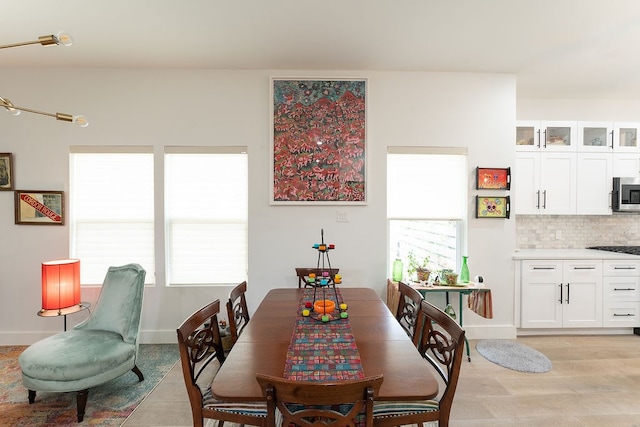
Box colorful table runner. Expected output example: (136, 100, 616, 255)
(284, 288, 364, 381)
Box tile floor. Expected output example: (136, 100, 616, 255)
(122, 335, 640, 426)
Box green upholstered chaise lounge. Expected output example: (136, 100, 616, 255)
(18, 263, 146, 422)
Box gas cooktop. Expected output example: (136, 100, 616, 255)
(587, 246, 640, 255)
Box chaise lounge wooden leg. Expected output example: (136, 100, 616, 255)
(76, 389, 89, 422)
(28, 389, 36, 404)
(132, 365, 144, 382)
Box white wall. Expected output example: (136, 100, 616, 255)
(0, 69, 517, 344)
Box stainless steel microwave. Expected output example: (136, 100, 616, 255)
(613, 177, 640, 212)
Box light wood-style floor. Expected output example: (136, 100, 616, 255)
(123, 335, 640, 426)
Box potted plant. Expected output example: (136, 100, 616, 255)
(406, 251, 431, 282)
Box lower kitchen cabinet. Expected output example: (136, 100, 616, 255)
(602, 260, 640, 327)
(521, 259, 603, 328)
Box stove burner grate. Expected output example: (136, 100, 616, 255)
(587, 246, 640, 255)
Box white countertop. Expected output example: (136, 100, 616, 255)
(513, 248, 640, 260)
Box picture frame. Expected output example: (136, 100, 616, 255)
(476, 195, 510, 219)
(270, 78, 367, 204)
(0, 153, 14, 190)
(476, 167, 510, 190)
(14, 190, 65, 225)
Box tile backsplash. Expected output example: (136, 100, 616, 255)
(516, 214, 640, 249)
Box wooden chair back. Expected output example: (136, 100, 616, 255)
(177, 300, 267, 427)
(256, 373, 383, 427)
(374, 299, 464, 427)
(395, 281, 424, 342)
(295, 267, 340, 288)
(226, 281, 250, 344)
(416, 299, 465, 426)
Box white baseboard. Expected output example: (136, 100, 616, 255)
(463, 325, 518, 340)
(0, 329, 179, 346)
(517, 327, 636, 336)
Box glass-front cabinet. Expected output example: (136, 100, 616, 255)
(516, 121, 576, 152)
(578, 121, 613, 152)
(613, 122, 640, 152)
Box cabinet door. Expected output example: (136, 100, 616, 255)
(613, 153, 640, 177)
(613, 122, 640, 152)
(562, 260, 603, 328)
(576, 153, 612, 215)
(541, 121, 577, 151)
(521, 260, 563, 328)
(578, 121, 613, 152)
(539, 152, 577, 214)
(514, 153, 541, 214)
(516, 121, 541, 152)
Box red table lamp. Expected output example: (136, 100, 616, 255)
(42, 259, 81, 314)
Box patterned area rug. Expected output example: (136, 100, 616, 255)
(0, 344, 179, 426)
(476, 339, 553, 373)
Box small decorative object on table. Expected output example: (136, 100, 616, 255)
(407, 250, 430, 282)
(304, 229, 347, 322)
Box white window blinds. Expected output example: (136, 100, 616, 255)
(164, 147, 248, 286)
(387, 147, 467, 219)
(69, 147, 155, 285)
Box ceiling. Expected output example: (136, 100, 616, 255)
(3, 0, 640, 99)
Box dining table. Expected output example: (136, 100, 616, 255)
(210, 287, 439, 402)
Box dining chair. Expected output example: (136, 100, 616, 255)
(256, 373, 384, 427)
(374, 299, 465, 427)
(295, 267, 339, 288)
(177, 299, 267, 427)
(226, 281, 250, 345)
(395, 281, 424, 342)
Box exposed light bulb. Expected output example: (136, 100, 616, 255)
(55, 32, 73, 47)
(0, 97, 21, 116)
(73, 115, 89, 127)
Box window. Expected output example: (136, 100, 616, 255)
(70, 147, 155, 285)
(165, 147, 248, 286)
(387, 147, 467, 279)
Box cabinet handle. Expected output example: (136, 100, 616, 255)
(613, 266, 636, 270)
(609, 129, 614, 149)
(542, 190, 547, 209)
(559, 283, 563, 304)
(566, 283, 570, 304)
(537, 129, 541, 148)
(543, 129, 546, 148)
(532, 267, 556, 270)
(536, 190, 540, 209)
(573, 266, 596, 270)
(613, 288, 636, 291)
(613, 313, 635, 317)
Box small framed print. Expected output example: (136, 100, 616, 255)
(0, 153, 14, 190)
(476, 195, 510, 219)
(14, 190, 64, 225)
(476, 167, 510, 190)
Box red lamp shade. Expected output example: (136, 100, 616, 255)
(42, 259, 81, 311)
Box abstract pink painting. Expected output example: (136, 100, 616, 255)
(271, 79, 366, 204)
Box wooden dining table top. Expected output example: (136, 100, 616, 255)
(210, 287, 439, 402)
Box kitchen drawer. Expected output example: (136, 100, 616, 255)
(603, 277, 640, 301)
(603, 302, 640, 327)
(603, 260, 640, 276)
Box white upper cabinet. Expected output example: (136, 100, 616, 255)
(576, 153, 613, 215)
(613, 122, 640, 152)
(577, 121, 613, 152)
(516, 121, 577, 152)
(515, 151, 577, 215)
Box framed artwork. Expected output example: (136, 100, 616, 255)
(14, 190, 64, 225)
(476, 195, 510, 219)
(476, 167, 510, 190)
(271, 78, 367, 204)
(0, 153, 13, 190)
